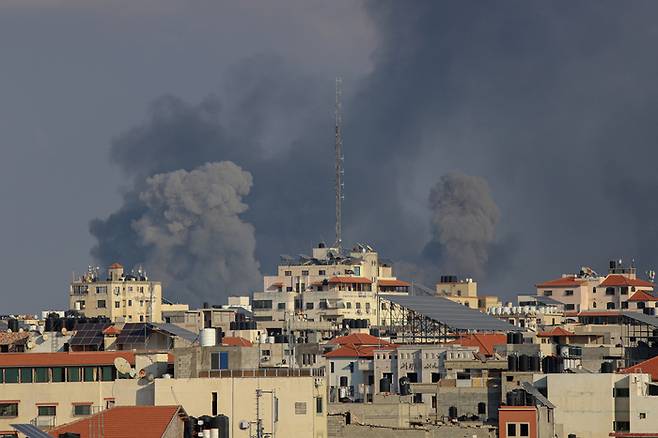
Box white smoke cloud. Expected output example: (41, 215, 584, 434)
(132, 161, 261, 305)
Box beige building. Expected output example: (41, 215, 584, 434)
(435, 276, 499, 311)
(154, 371, 328, 438)
(252, 243, 409, 325)
(536, 262, 654, 312)
(70, 263, 187, 323)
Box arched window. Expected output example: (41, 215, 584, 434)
(592, 301, 597, 308)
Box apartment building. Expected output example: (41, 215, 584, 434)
(70, 263, 164, 323)
(536, 261, 654, 312)
(435, 276, 500, 311)
(252, 243, 409, 325)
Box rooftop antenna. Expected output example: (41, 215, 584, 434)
(334, 77, 344, 251)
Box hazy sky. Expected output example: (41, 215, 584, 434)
(4, 1, 658, 312)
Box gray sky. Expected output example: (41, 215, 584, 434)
(4, 1, 658, 312)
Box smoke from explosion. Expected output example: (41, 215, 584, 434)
(428, 172, 500, 279)
(129, 161, 260, 305)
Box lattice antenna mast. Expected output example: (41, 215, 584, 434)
(334, 77, 344, 250)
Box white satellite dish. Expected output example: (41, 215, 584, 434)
(61, 327, 68, 336)
(26, 340, 35, 350)
(42, 333, 49, 341)
(129, 368, 137, 378)
(113, 357, 132, 375)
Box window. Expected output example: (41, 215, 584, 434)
(621, 287, 628, 295)
(319, 270, 326, 276)
(286, 287, 293, 292)
(96, 286, 107, 294)
(564, 290, 574, 296)
(520, 424, 529, 436)
(506, 422, 529, 437)
(73, 404, 92, 416)
(306, 302, 314, 310)
(507, 424, 516, 436)
(83, 367, 95, 382)
(478, 402, 486, 415)
(315, 397, 323, 414)
(67, 367, 81, 382)
(295, 402, 307, 415)
(0, 403, 18, 417)
(431, 373, 440, 383)
(564, 304, 575, 311)
(0, 433, 17, 438)
(52, 368, 65, 383)
(356, 303, 361, 309)
(97, 300, 106, 309)
(302, 270, 309, 276)
(4, 369, 18, 384)
(20, 368, 32, 383)
(34, 368, 49, 383)
(622, 301, 629, 309)
(128, 300, 132, 307)
(211, 352, 229, 370)
(614, 421, 630, 432)
(114, 301, 120, 308)
(212, 392, 218, 416)
(638, 302, 646, 309)
(606, 287, 615, 295)
(277, 303, 286, 310)
(543, 290, 552, 296)
(37, 406, 56, 417)
(330, 362, 334, 373)
(284, 271, 292, 276)
(318, 300, 327, 310)
(253, 300, 273, 309)
(346, 302, 352, 309)
(607, 302, 616, 310)
(100, 366, 114, 381)
(592, 301, 597, 308)
(105, 399, 115, 409)
(613, 388, 629, 397)
(640, 412, 647, 419)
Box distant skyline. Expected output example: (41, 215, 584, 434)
(3, 1, 658, 312)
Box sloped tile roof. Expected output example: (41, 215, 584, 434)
(599, 275, 654, 288)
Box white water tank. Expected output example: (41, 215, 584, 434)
(210, 429, 219, 438)
(200, 328, 216, 347)
(268, 336, 275, 344)
(259, 333, 268, 344)
(203, 429, 211, 438)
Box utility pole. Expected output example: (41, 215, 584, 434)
(334, 77, 344, 251)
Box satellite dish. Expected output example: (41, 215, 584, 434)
(129, 368, 137, 378)
(61, 327, 68, 336)
(26, 340, 35, 350)
(113, 357, 132, 375)
(42, 333, 49, 341)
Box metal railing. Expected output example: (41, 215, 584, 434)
(199, 368, 325, 378)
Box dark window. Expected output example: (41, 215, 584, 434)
(622, 301, 629, 309)
(520, 423, 529, 436)
(277, 303, 286, 310)
(52, 367, 65, 383)
(286, 287, 293, 292)
(478, 402, 486, 415)
(34, 367, 49, 383)
(4, 368, 18, 383)
(607, 302, 616, 310)
(507, 423, 516, 436)
(564, 304, 575, 311)
(211, 352, 229, 370)
(606, 287, 615, 295)
(73, 404, 91, 416)
(37, 406, 56, 416)
(253, 300, 273, 310)
(302, 270, 309, 276)
(20, 368, 32, 383)
(340, 376, 348, 386)
(431, 373, 440, 383)
(614, 388, 630, 397)
(506, 375, 514, 382)
(114, 301, 120, 308)
(284, 271, 292, 276)
(316, 397, 323, 414)
(543, 290, 552, 296)
(319, 270, 326, 276)
(0, 403, 18, 417)
(83, 367, 95, 382)
(330, 362, 334, 373)
(306, 302, 314, 310)
(100, 366, 114, 381)
(67, 367, 81, 382)
(212, 392, 218, 416)
(97, 300, 106, 308)
(621, 287, 628, 295)
(319, 300, 328, 310)
(638, 302, 646, 309)
(564, 290, 574, 296)
(614, 421, 630, 432)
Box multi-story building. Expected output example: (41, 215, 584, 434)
(252, 243, 409, 325)
(435, 276, 500, 311)
(69, 263, 178, 323)
(536, 261, 654, 312)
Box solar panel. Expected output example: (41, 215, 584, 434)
(11, 424, 53, 438)
(622, 311, 658, 327)
(383, 295, 522, 332)
(152, 323, 198, 343)
(116, 323, 151, 345)
(68, 322, 109, 347)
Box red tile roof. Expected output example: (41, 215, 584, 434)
(0, 332, 29, 346)
(599, 275, 654, 288)
(0, 351, 136, 367)
(378, 279, 411, 287)
(221, 336, 253, 347)
(620, 355, 658, 381)
(536, 276, 584, 288)
(108, 263, 124, 269)
(325, 344, 376, 358)
(628, 290, 658, 302)
(49, 405, 183, 438)
(577, 311, 622, 317)
(451, 333, 506, 356)
(329, 333, 392, 347)
(537, 327, 575, 337)
(328, 276, 372, 284)
(102, 326, 122, 336)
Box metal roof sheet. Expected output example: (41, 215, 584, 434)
(12, 424, 54, 438)
(383, 295, 522, 332)
(152, 323, 198, 343)
(621, 311, 658, 327)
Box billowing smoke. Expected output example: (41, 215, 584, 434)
(427, 172, 500, 279)
(129, 162, 260, 305)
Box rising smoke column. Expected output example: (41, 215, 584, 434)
(428, 172, 500, 279)
(131, 161, 261, 305)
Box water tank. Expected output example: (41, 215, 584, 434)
(7, 319, 19, 333)
(65, 318, 76, 331)
(506, 332, 514, 344)
(184, 417, 195, 438)
(215, 415, 229, 438)
(379, 377, 391, 393)
(268, 336, 275, 344)
(529, 355, 540, 372)
(518, 355, 529, 372)
(200, 328, 216, 347)
(524, 391, 535, 406)
(45, 317, 55, 332)
(513, 332, 524, 345)
(508, 354, 518, 372)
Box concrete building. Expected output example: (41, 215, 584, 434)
(70, 263, 174, 323)
(536, 261, 654, 312)
(435, 276, 500, 311)
(252, 243, 409, 325)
